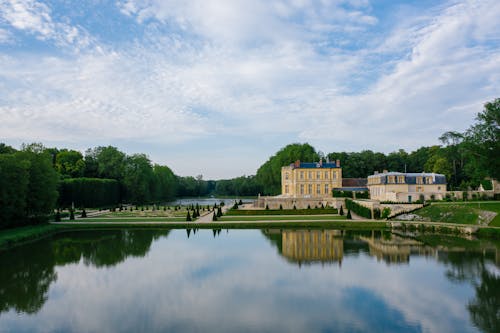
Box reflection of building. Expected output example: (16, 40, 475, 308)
(367, 171, 447, 202)
(282, 230, 343, 265)
(281, 160, 342, 198)
(359, 233, 436, 264)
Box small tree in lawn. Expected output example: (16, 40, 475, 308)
(81, 208, 87, 218)
(339, 206, 344, 216)
(217, 207, 223, 217)
(186, 210, 192, 221)
(279, 204, 283, 210)
(307, 204, 311, 209)
(55, 209, 61, 222)
(238, 199, 243, 205)
(265, 204, 269, 210)
(69, 208, 75, 220)
(347, 209, 352, 220)
(212, 212, 217, 221)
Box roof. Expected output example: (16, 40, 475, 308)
(368, 172, 447, 185)
(289, 162, 339, 169)
(342, 178, 367, 187)
(334, 187, 369, 191)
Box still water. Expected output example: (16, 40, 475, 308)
(0, 229, 498, 333)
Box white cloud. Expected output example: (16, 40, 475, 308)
(0, 0, 499, 177)
(0, 0, 93, 50)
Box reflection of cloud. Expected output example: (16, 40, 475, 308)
(0, 230, 481, 332)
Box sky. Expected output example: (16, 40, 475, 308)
(0, 0, 499, 179)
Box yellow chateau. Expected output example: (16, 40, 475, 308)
(281, 160, 342, 198)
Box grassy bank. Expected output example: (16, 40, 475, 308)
(0, 224, 67, 249)
(409, 202, 500, 226)
(219, 215, 347, 221)
(226, 208, 338, 216)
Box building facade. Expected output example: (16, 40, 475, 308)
(367, 171, 447, 202)
(281, 160, 342, 198)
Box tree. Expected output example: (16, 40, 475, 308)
(256, 143, 319, 195)
(55, 149, 85, 178)
(20, 144, 59, 223)
(123, 154, 155, 204)
(347, 209, 352, 219)
(186, 211, 192, 221)
(339, 206, 344, 216)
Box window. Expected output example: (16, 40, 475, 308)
(316, 185, 321, 194)
(324, 184, 329, 194)
(285, 173, 289, 180)
(285, 185, 289, 194)
(308, 171, 312, 179)
(300, 184, 304, 194)
(388, 176, 395, 183)
(325, 171, 329, 179)
(426, 177, 433, 184)
(333, 172, 337, 180)
(316, 171, 320, 179)
(300, 171, 304, 180)
(416, 177, 423, 184)
(308, 184, 312, 194)
(397, 176, 405, 183)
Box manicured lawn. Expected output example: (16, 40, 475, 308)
(412, 202, 500, 225)
(219, 215, 347, 221)
(226, 208, 338, 216)
(78, 217, 187, 222)
(0, 224, 63, 249)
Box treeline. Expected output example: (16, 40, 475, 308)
(0, 144, 58, 228)
(250, 98, 499, 195)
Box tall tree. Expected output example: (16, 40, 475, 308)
(256, 143, 319, 195)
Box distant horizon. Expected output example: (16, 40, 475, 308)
(1, 0, 498, 179)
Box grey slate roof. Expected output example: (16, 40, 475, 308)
(368, 172, 447, 185)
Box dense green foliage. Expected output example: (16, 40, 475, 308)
(58, 178, 120, 208)
(256, 143, 319, 195)
(345, 199, 372, 219)
(0, 144, 59, 228)
(215, 176, 262, 196)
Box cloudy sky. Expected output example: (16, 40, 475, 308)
(0, 0, 499, 179)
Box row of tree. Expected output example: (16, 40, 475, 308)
(251, 98, 499, 195)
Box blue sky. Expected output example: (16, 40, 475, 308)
(0, 0, 499, 179)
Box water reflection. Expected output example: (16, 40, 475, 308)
(0, 229, 498, 333)
(0, 229, 169, 315)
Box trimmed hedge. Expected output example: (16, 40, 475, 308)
(226, 208, 338, 216)
(58, 178, 120, 208)
(345, 199, 372, 219)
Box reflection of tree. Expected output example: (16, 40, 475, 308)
(53, 230, 170, 267)
(468, 269, 500, 333)
(0, 229, 169, 315)
(438, 249, 500, 333)
(0, 239, 56, 314)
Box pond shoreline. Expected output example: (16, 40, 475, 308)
(2, 217, 500, 250)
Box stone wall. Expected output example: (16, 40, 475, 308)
(254, 196, 345, 210)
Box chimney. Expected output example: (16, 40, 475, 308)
(295, 160, 300, 168)
(319, 159, 323, 167)
(336, 159, 340, 167)
(383, 169, 388, 174)
(374, 171, 379, 175)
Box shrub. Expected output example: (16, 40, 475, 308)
(346, 209, 352, 219)
(186, 211, 191, 221)
(381, 207, 391, 219)
(55, 210, 61, 222)
(339, 206, 344, 216)
(212, 212, 217, 221)
(81, 208, 87, 218)
(69, 209, 75, 220)
(345, 199, 372, 219)
(279, 204, 283, 210)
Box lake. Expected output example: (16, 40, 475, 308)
(0, 229, 498, 333)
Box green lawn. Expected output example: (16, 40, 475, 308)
(413, 202, 500, 225)
(226, 208, 338, 216)
(0, 224, 62, 249)
(219, 215, 347, 221)
(78, 217, 187, 222)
